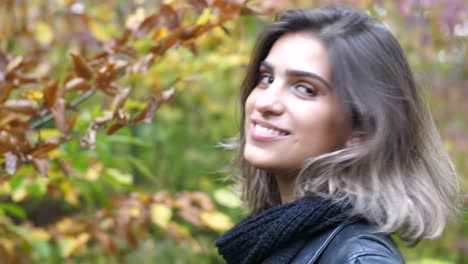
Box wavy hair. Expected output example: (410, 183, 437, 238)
(227, 6, 460, 243)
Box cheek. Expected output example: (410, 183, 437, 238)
(244, 91, 258, 116)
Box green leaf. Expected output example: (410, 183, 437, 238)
(127, 156, 154, 180)
(213, 188, 241, 208)
(104, 168, 133, 185)
(10, 173, 27, 190)
(0, 202, 27, 220)
(107, 134, 147, 146)
(32, 240, 52, 259)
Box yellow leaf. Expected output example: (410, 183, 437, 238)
(31, 228, 50, 241)
(89, 20, 110, 42)
(0, 238, 15, 255)
(130, 206, 141, 217)
(61, 181, 80, 206)
(59, 233, 90, 257)
(57, 218, 73, 233)
(23, 90, 43, 100)
(34, 21, 54, 45)
(196, 8, 216, 25)
(152, 27, 169, 42)
(39, 128, 61, 139)
(12, 188, 27, 202)
(213, 188, 241, 208)
(200, 211, 233, 232)
(85, 163, 103, 181)
(151, 203, 172, 228)
(105, 168, 133, 185)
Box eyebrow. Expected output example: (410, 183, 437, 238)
(260, 60, 332, 89)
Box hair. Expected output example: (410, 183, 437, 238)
(226, 6, 460, 244)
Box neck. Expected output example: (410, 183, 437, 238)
(274, 171, 297, 204)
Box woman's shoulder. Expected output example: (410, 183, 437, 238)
(292, 221, 405, 264)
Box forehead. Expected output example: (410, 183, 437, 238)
(264, 32, 331, 81)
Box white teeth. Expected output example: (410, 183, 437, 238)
(254, 124, 287, 136)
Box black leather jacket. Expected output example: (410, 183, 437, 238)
(291, 221, 405, 263)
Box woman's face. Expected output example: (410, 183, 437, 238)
(243, 32, 351, 174)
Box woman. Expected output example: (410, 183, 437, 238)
(215, 6, 459, 264)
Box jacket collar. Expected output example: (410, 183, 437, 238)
(292, 221, 355, 264)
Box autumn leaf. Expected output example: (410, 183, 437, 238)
(42, 80, 58, 109)
(213, 188, 241, 208)
(150, 203, 172, 228)
(34, 21, 54, 45)
(2, 99, 39, 116)
(70, 53, 93, 80)
(133, 95, 159, 123)
(64, 78, 91, 93)
(200, 210, 233, 232)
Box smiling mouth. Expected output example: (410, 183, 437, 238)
(253, 123, 289, 137)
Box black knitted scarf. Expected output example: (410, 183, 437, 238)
(215, 196, 351, 264)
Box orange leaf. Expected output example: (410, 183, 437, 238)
(30, 138, 59, 158)
(136, 13, 160, 38)
(42, 80, 59, 109)
(70, 53, 93, 80)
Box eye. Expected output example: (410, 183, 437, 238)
(294, 84, 318, 97)
(257, 73, 273, 86)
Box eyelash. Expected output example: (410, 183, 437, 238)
(256, 72, 318, 97)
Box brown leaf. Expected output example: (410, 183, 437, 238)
(131, 53, 155, 73)
(106, 121, 126, 135)
(66, 112, 78, 134)
(32, 158, 48, 177)
(80, 115, 112, 149)
(95, 61, 128, 89)
(70, 53, 93, 80)
(80, 124, 98, 149)
(160, 5, 180, 29)
(30, 138, 59, 158)
(179, 207, 203, 226)
(2, 99, 39, 116)
(64, 78, 91, 93)
(150, 28, 182, 55)
(6, 56, 23, 72)
(42, 80, 59, 109)
(112, 87, 130, 117)
(95, 231, 117, 254)
(116, 29, 132, 46)
(53, 98, 67, 135)
(0, 50, 8, 80)
(114, 46, 139, 59)
(4, 151, 18, 175)
(136, 14, 160, 38)
(187, 0, 208, 10)
(133, 95, 159, 124)
(123, 223, 138, 248)
(0, 84, 15, 103)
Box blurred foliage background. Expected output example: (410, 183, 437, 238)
(0, 0, 466, 263)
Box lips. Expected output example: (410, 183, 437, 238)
(250, 119, 290, 141)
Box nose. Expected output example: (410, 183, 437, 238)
(254, 82, 285, 116)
